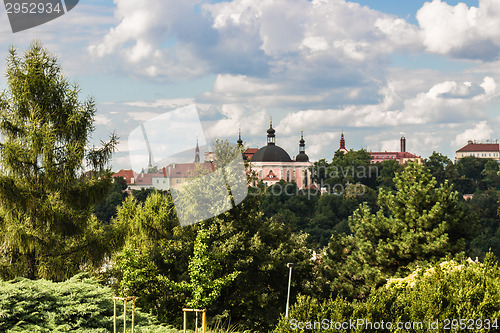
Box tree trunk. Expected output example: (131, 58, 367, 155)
(26, 251, 36, 280)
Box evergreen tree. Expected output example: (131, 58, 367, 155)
(0, 42, 117, 280)
(319, 161, 471, 299)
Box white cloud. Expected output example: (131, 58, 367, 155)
(124, 98, 195, 109)
(94, 114, 111, 126)
(205, 104, 268, 139)
(125, 111, 161, 122)
(88, 0, 420, 84)
(417, 0, 500, 60)
(453, 121, 494, 146)
(212, 75, 279, 96)
(278, 76, 497, 134)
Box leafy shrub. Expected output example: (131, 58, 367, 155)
(0, 273, 177, 332)
(274, 253, 500, 332)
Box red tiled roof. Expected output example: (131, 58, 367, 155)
(396, 151, 420, 159)
(369, 151, 421, 163)
(135, 170, 165, 185)
(457, 143, 499, 152)
(244, 148, 258, 160)
(370, 152, 398, 156)
(112, 169, 138, 184)
(165, 162, 214, 178)
(369, 152, 420, 159)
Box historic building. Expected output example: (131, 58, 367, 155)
(455, 140, 500, 162)
(114, 162, 214, 191)
(337, 132, 349, 154)
(114, 127, 428, 192)
(242, 121, 315, 188)
(368, 135, 422, 164)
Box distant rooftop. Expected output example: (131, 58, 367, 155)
(457, 142, 500, 152)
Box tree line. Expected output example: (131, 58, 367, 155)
(0, 42, 499, 332)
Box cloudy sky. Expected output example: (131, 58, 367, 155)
(1, 0, 499, 170)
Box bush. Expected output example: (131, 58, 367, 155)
(0, 273, 177, 332)
(274, 254, 500, 332)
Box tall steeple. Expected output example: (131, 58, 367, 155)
(194, 138, 200, 163)
(338, 131, 349, 153)
(299, 130, 305, 153)
(237, 128, 243, 147)
(296, 130, 309, 162)
(267, 117, 275, 145)
(340, 131, 346, 150)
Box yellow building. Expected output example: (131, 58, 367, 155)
(455, 140, 500, 162)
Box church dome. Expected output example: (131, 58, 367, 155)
(252, 145, 292, 162)
(251, 120, 292, 163)
(296, 152, 309, 162)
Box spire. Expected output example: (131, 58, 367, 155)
(194, 138, 200, 163)
(299, 129, 305, 153)
(296, 130, 309, 162)
(237, 128, 243, 147)
(267, 117, 275, 145)
(340, 131, 346, 150)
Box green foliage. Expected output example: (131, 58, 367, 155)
(0, 274, 178, 332)
(113, 182, 313, 331)
(466, 189, 500, 259)
(312, 149, 377, 191)
(454, 156, 490, 193)
(481, 160, 500, 190)
(0, 42, 117, 280)
(94, 176, 128, 223)
(423, 151, 456, 186)
(260, 180, 319, 228)
(113, 192, 191, 323)
(316, 162, 470, 299)
(274, 254, 500, 332)
(181, 226, 240, 309)
(375, 159, 404, 191)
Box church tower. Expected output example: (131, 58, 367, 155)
(267, 118, 276, 145)
(338, 131, 349, 153)
(237, 128, 243, 147)
(296, 130, 309, 162)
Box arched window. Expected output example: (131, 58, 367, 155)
(304, 169, 308, 187)
(286, 170, 290, 182)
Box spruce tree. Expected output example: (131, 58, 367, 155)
(0, 42, 117, 280)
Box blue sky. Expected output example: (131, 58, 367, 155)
(0, 0, 499, 170)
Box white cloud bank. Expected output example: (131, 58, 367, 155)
(417, 0, 500, 60)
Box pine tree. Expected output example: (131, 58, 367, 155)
(0, 42, 117, 280)
(320, 161, 470, 299)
